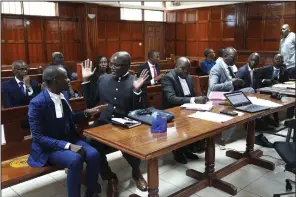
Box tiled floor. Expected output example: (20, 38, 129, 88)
(2, 125, 295, 197)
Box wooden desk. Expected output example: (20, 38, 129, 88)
(83, 94, 295, 197)
(257, 86, 296, 97)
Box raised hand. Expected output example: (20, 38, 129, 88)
(81, 59, 96, 82)
(133, 69, 149, 92)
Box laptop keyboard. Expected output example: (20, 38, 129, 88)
(238, 104, 267, 111)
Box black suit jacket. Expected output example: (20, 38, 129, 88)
(83, 73, 144, 125)
(137, 62, 161, 86)
(161, 70, 196, 109)
(237, 64, 262, 89)
(260, 65, 289, 87)
(2, 78, 40, 108)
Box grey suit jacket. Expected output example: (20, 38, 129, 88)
(208, 59, 234, 96)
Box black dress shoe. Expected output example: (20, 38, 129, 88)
(255, 134, 273, 148)
(173, 152, 187, 164)
(184, 152, 199, 160)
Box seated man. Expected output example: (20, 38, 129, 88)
(237, 52, 261, 90)
(138, 50, 164, 86)
(216, 48, 238, 75)
(82, 52, 149, 197)
(2, 60, 40, 108)
(208, 47, 254, 95)
(162, 57, 207, 164)
(28, 65, 106, 197)
(200, 48, 216, 75)
(51, 52, 72, 80)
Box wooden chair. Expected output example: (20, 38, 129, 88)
(198, 75, 209, 96)
(146, 85, 163, 109)
(1, 98, 86, 188)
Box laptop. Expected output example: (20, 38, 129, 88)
(224, 91, 270, 113)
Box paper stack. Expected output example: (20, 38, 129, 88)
(181, 102, 213, 111)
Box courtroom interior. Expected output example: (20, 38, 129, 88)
(1, 1, 296, 197)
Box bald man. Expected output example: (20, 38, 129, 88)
(81, 51, 149, 197)
(51, 52, 72, 80)
(237, 52, 261, 89)
(208, 47, 254, 95)
(2, 60, 40, 108)
(162, 57, 207, 164)
(279, 24, 295, 79)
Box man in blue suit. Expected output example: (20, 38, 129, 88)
(28, 65, 106, 197)
(2, 60, 40, 108)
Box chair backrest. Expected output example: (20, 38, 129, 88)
(146, 85, 163, 109)
(1, 67, 42, 78)
(1, 98, 86, 161)
(198, 75, 209, 96)
(191, 75, 201, 96)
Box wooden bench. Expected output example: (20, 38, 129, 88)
(1, 67, 42, 78)
(1, 74, 43, 83)
(1, 98, 86, 188)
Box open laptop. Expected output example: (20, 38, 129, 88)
(224, 91, 270, 113)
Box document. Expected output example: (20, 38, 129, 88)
(248, 97, 282, 108)
(111, 117, 141, 128)
(272, 83, 295, 89)
(181, 102, 213, 111)
(188, 111, 233, 123)
(208, 91, 228, 100)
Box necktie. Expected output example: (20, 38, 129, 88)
(227, 67, 236, 78)
(273, 69, 280, 80)
(19, 82, 26, 95)
(152, 65, 158, 79)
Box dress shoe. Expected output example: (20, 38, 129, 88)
(132, 173, 148, 191)
(173, 152, 187, 164)
(184, 152, 199, 160)
(255, 134, 273, 148)
(107, 178, 119, 197)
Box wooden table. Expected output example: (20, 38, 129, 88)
(83, 94, 295, 197)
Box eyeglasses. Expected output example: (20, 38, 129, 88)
(16, 67, 28, 71)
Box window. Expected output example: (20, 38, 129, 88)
(120, 8, 142, 21)
(1, 1, 57, 16)
(1, 2, 22, 15)
(144, 2, 163, 8)
(23, 2, 56, 16)
(119, 2, 142, 6)
(144, 10, 164, 22)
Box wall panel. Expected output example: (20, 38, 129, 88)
(176, 41, 185, 56)
(28, 44, 44, 63)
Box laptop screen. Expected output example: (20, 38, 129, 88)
(225, 92, 251, 107)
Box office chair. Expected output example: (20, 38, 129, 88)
(273, 141, 296, 197)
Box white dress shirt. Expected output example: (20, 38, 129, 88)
(216, 58, 238, 74)
(178, 76, 195, 104)
(148, 61, 157, 85)
(47, 90, 72, 149)
(15, 77, 33, 96)
(248, 65, 254, 87)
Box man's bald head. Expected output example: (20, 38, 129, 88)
(12, 60, 28, 80)
(175, 57, 191, 78)
(248, 52, 260, 69)
(42, 65, 69, 93)
(52, 52, 64, 65)
(223, 47, 238, 66)
(281, 24, 291, 38)
(110, 51, 131, 77)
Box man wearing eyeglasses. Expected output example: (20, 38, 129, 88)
(2, 60, 40, 108)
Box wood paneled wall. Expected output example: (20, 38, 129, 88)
(1, 3, 82, 65)
(165, 1, 296, 60)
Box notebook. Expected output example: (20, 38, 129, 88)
(111, 117, 141, 128)
(208, 91, 228, 100)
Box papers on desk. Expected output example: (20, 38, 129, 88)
(188, 112, 233, 123)
(248, 97, 282, 108)
(208, 91, 228, 100)
(181, 102, 213, 111)
(272, 83, 295, 89)
(111, 117, 141, 128)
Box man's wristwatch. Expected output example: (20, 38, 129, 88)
(84, 110, 91, 118)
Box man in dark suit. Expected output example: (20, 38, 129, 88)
(138, 50, 164, 86)
(51, 52, 72, 80)
(237, 52, 261, 90)
(28, 65, 106, 197)
(82, 52, 149, 197)
(162, 57, 208, 164)
(2, 60, 40, 108)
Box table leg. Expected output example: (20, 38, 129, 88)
(129, 158, 159, 197)
(169, 137, 237, 197)
(226, 120, 275, 170)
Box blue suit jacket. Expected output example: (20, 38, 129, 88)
(27, 90, 86, 167)
(2, 78, 40, 108)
